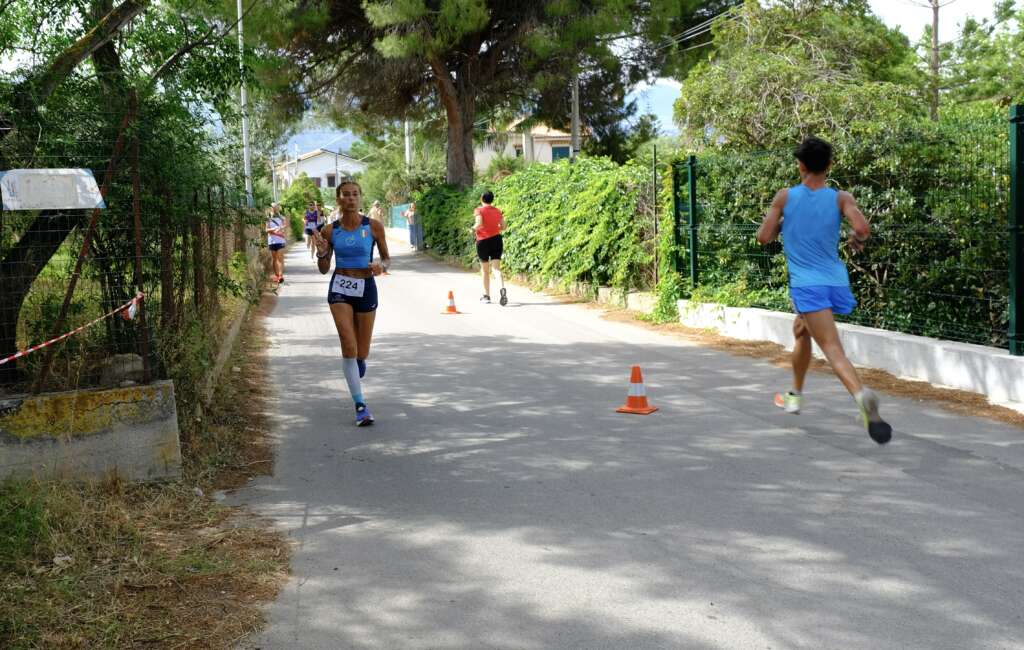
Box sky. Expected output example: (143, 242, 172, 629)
(288, 0, 1002, 151)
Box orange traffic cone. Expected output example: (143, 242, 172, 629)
(441, 290, 461, 314)
(616, 365, 658, 415)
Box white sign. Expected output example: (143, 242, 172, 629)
(0, 169, 105, 211)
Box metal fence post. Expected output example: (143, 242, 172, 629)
(671, 162, 683, 274)
(686, 155, 699, 288)
(1010, 105, 1024, 355)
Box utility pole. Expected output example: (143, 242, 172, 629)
(929, 0, 940, 121)
(236, 0, 253, 207)
(404, 119, 413, 173)
(570, 75, 580, 163)
(271, 154, 277, 201)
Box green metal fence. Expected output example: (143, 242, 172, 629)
(672, 107, 1021, 354)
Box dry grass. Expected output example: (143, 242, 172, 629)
(0, 289, 290, 649)
(593, 304, 1024, 430)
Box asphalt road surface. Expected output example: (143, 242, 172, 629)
(234, 242, 1024, 650)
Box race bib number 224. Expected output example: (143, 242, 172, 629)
(331, 274, 365, 297)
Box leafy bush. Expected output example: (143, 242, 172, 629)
(484, 153, 525, 181)
(417, 158, 658, 291)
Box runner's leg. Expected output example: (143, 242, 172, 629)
(792, 315, 811, 393)
(800, 308, 862, 396)
(355, 310, 376, 378)
(480, 260, 491, 297)
(330, 302, 363, 404)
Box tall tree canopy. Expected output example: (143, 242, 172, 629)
(278, 0, 733, 187)
(673, 0, 919, 149)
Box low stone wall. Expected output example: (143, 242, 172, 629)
(677, 300, 1024, 411)
(0, 380, 182, 482)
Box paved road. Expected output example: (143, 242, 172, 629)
(235, 243, 1024, 650)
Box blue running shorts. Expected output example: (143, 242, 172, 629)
(327, 273, 378, 313)
(790, 285, 857, 315)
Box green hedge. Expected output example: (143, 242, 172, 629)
(416, 105, 1011, 345)
(416, 157, 657, 292)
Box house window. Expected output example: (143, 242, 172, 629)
(514, 146, 523, 158)
(313, 177, 322, 188)
(327, 174, 336, 188)
(551, 145, 571, 161)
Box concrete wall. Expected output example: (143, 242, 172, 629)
(474, 134, 573, 171)
(677, 300, 1024, 410)
(0, 381, 182, 482)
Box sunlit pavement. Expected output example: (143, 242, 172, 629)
(234, 243, 1024, 650)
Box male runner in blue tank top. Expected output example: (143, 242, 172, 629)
(312, 180, 390, 426)
(757, 136, 892, 444)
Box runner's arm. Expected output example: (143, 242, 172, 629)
(315, 224, 333, 274)
(369, 219, 390, 275)
(756, 189, 787, 244)
(839, 191, 870, 252)
(472, 208, 483, 234)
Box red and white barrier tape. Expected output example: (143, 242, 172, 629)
(0, 292, 144, 367)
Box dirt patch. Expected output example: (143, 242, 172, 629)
(593, 305, 1024, 430)
(0, 287, 290, 649)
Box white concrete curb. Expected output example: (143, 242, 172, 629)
(677, 300, 1024, 411)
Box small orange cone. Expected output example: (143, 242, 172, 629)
(441, 290, 461, 314)
(616, 365, 658, 415)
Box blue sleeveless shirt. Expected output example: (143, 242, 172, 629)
(781, 185, 849, 288)
(332, 216, 375, 269)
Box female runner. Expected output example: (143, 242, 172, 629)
(312, 180, 390, 426)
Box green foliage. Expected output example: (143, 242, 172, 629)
(278, 173, 319, 239)
(418, 157, 657, 290)
(649, 269, 684, 323)
(674, 0, 920, 148)
(352, 127, 446, 208)
(484, 153, 525, 181)
(415, 183, 485, 266)
(942, 1, 1024, 106)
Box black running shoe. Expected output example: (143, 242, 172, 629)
(355, 402, 374, 427)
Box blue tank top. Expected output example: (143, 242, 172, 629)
(781, 185, 849, 288)
(331, 215, 375, 269)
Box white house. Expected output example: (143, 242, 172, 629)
(273, 148, 367, 195)
(474, 120, 589, 172)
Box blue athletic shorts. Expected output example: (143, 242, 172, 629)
(327, 273, 378, 313)
(268, 242, 285, 251)
(790, 285, 857, 315)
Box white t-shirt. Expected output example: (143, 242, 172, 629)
(267, 215, 286, 245)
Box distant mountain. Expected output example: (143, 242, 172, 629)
(281, 129, 359, 157)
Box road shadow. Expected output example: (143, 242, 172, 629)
(237, 330, 1024, 649)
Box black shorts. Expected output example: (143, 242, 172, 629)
(476, 234, 503, 262)
(269, 242, 285, 251)
(327, 273, 378, 313)
(304, 226, 315, 235)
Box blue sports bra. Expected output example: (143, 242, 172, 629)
(331, 215, 375, 269)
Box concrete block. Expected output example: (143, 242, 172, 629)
(0, 380, 182, 482)
(625, 291, 656, 314)
(677, 300, 1024, 409)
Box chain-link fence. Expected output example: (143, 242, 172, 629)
(0, 101, 266, 396)
(672, 109, 1018, 351)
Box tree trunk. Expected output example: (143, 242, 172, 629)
(0, 212, 81, 385)
(192, 191, 205, 309)
(160, 187, 175, 330)
(431, 58, 476, 188)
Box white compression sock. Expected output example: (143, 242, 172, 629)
(342, 358, 364, 404)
